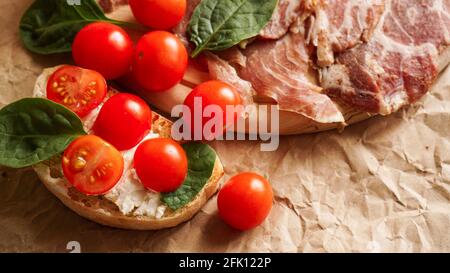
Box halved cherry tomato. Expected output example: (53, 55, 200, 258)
(183, 80, 242, 140)
(217, 173, 273, 231)
(72, 22, 134, 80)
(133, 31, 188, 92)
(129, 0, 186, 30)
(62, 135, 124, 196)
(134, 138, 188, 193)
(93, 93, 152, 151)
(46, 65, 107, 117)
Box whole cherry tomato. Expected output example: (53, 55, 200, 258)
(133, 31, 188, 92)
(183, 80, 242, 140)
(217, 173, 273, 231)
(72, 22, 134, 80)
(134, 138, 188, 193)
(129, 0, 187, 30)
(93, 93, 152, 151)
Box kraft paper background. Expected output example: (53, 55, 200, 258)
(0, 0, 449, 252)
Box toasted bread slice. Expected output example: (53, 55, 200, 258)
(32, 67, 224, 230)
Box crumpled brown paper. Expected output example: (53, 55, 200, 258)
(0, 0, 449, 253)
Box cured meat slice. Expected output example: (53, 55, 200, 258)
(321, 0, 450, 114)
(207, 53, 255, 106)
(310, 0, 385, 67)
(208, 32, 345, 124)
(259, 0, 303, 39)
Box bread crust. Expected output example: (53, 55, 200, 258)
(33, 113, 224, 230)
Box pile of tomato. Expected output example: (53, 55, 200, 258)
(46, 0, 272, 231)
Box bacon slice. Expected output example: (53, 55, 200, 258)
(321, 0, 450, 114)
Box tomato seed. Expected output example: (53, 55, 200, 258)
(72, 157, 87, 171)
(63, 156, 70, 165)
(100, 168, 107, 175)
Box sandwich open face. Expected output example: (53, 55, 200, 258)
(30, 66, 224, 230)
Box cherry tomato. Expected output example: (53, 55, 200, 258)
(183, 80, 242, 140)
(133, 31, 188, 92)
(134, 138, 188, 193)
(217, 173, 273, 231)
(47, 65, 107, 117)
(129, 0, 186, 30)
(62, 135, 124, 195)
(72, 22, 134, 80)
(93, 93, 152, 151)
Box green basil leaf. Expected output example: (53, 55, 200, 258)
(19, 0, 131, 55)
(161, 142, 217, 211)
(0, 98, 87, 168)
(188, 0, 278, 57)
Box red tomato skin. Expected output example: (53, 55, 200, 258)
(93, 93, 152, 151)
(129, 0, 187, 30)
(72, 22, 134, 80)
(46, 65, 107, 118)
(62, 135, 124, 196)
(133, 31, 188, 92)
(134, 138, 188, 193)
(183, 80, 242, 140)
(217, 173, 273, 231)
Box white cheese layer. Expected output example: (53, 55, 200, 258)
(33, 66, 167, 218)
(104, 133, 167, 218)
